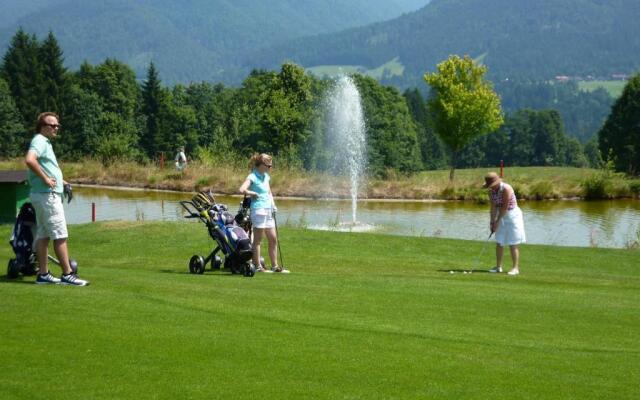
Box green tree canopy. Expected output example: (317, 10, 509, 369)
(40, 31, 68, 114)
(403, 88, 446, 170)
(424, 55, 503, 180)
(141, 62, 166, 156)
(598, 73, 640, 176)
(0, 28, 42, 127)
(0, 78, 25, 157)
(354, 75, 421, 175)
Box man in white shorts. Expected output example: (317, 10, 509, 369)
(25, 112, 89, 286)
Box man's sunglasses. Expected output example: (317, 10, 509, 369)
(44, 123, 61, 129)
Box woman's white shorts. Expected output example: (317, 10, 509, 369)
(495, 206, 526, 246)
(251, 208, 275, 229)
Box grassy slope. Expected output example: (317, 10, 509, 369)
(1, 222, 638, 399)
(578, 80, 626, 99)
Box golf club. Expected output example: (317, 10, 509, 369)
(48, 254, 78, 273)
(470, 231, 494, 273)
(448, 231, 494, 274)
(272, 210, 285, 271)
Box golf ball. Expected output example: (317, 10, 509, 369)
(450, 271, 454, 274)
(463, 271, 468, 274)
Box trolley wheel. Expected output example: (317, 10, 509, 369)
(7, 259, 20, 279)
(20, 262, 38, 276)
(225, 257, 239, 274)
(244, 263, 256, 277)
(189, 255, 205, 274)
(212, 255, 222, 270)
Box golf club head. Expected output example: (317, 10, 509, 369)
(70, 258, 78, 274)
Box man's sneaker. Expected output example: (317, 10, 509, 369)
(271, 266, 290, 274)
(61, 273, 90, 286)
(489, 266, 503, 273)
(35, 272, 61, 285)
(256, 266, 273, 273)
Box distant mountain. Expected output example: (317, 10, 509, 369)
(0, 0, 69, 28)
(249, 0, 640, 87)
(0, 0, 430, 84)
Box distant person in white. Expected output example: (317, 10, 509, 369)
(175, 147, 187, 171)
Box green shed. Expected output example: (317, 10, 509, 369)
(0, 170, 30, 223)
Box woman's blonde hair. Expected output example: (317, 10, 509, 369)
(249, 153, 272, 170)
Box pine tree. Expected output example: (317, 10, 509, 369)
(40, 31, 67, 113)
(0, 28, 43, 128)
(598, 73, 640, 176)
(141, 62, 164, 156)
(0, 78, 26, 157)
(403, 88, 446, 170)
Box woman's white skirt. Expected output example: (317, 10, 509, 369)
(251, 208, 275, 229)
(495, 207, 526, 246)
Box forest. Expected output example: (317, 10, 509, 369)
(1, 29, 631, 177)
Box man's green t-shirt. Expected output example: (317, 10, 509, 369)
(28, 133, 63, 194)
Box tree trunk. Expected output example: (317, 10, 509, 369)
(449, 151, 457, 182)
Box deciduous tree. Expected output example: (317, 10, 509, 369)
(424, 55, 503, 180)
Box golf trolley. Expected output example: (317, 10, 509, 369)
(180, 192, 256, 277)
(7, 202, 78, 279)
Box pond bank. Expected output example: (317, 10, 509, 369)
(2, 159, 639, 202)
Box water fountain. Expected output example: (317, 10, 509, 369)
(323, 75, 369, 230)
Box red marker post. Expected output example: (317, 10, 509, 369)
(91, 202, 96, 222)
(500, 160, 504, 178)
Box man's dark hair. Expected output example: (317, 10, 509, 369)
(35, 112, 60, 133)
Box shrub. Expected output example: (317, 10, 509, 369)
(629, 181, 640, 197)
(581, 173, 609, 199)
(195, 176, 212, 190)
(528, 180, 556, 200)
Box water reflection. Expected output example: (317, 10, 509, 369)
(64, 186, 640, 249)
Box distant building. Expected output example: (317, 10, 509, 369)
(611, 74, 629, 81)
(555, 75, 570, 82)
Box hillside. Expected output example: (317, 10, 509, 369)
(249, 0, 640, 87)
(0, 0, 429, 84)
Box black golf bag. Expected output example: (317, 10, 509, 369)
(180, 192, 255, 277)
(6, 202, 78, 279)
(7, 202, 38, 278)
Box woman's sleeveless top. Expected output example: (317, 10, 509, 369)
(490, 182, 517, 210)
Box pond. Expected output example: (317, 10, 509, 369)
(63, 186, 640, 249)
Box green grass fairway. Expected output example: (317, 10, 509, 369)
(1, 222, 638, 399)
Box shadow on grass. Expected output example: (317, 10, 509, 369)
(0, 275, 37, 284)
(159, 269, 237, 277)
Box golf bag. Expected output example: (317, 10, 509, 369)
(6, 202, 79, 279)
(7, 202, 38, 278)
(180, 192, 255, 277)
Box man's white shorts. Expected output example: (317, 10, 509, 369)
(251, 208, 275, 229)
(30, 192, 68, 240)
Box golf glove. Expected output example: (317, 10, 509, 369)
(63, 183, 73, 203)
